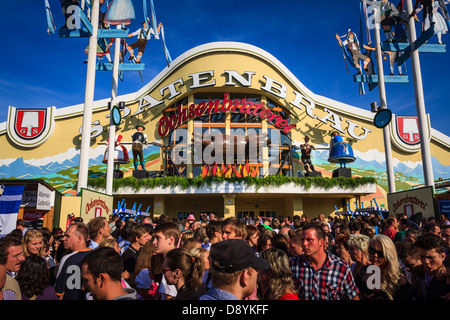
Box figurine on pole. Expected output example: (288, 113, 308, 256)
(366, 0, 399, 42)
(126, 19, 163, 63)
(299, 135, 316, 173)
(336, 30, 374, 75)
(132, 124, 147, 171)
(102, 134, 130, 171)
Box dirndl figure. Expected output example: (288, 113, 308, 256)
(104, 0, 135, 26)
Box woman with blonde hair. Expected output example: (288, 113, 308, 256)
(22, 229, 44, 257)
(362, 234, 411, 300)
(259, 248, 299, 300)
(190, 247, 211, 290)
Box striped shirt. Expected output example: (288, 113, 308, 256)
(289, 253, 359, 300)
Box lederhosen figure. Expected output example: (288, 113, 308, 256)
(300, 135, 316, 172)
(132, 124, 147, 170)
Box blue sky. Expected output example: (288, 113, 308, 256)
(1, 0, 449, 137)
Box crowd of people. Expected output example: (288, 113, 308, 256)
(0, 210, 449, 301)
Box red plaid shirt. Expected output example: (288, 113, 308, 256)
(289, 253, 359, 300)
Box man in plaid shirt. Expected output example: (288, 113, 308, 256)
(289, 222, 360, 300)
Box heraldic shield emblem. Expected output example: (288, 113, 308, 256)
(396, 116, 420, 145)
(7, 106, 55, 148)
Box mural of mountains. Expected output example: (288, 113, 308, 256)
(0, 144, 161, 192)
(0, 145, 448, 194)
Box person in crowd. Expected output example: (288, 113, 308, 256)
(361, 225, 376, 239)
(444, 257, 450, 300)
(180, 237, 202, 251)
(403, 228, 420, 244)
(111, 219, 124, 239)
(347, 233, 371, 292)
(221, 217, 246, 240)
(15, 255, 58, 300)
(422, 222, 442, 237)
(289, 222, 360, 300)
(257, 233, 272, 254)
(87, 217, 111, 249)
(0, 235, 25, 300)
(148, 253, 164, 299)
(191, 247, 211, 290)
(334, 233, 354, 267)
(16, 219, 28, 237)
(414, 233, 449, 300)
(81, 247, 140, 300)
(200, 239, 270, 300)
(162, 248, 206, 300)
(134, 241, 155, 299)
(382, 217, 399, 241)
(245, 224, 260, 255)
(99, 238, 121, 254)
(203, 220, 222, 251)
(271, 233, 289, 256)
(122, 224, 152, 288)
(259, 248, 299, 300)
(98, 238, 133, 289)
(362, 234, 412, 300)
(117, 220, 136, 254)
(441, 224, 450, 258)
(288, 234, 303, 259)
(397, 241, 424, 299)
(54, 222, 92, 300)
(393, 217, 410, 243)
(152, 221, 181, 299)
(22, 229, 44, 257)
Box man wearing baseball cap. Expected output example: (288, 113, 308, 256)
(200, 239, 270, 300)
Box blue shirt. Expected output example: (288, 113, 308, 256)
(199, 287, 239, 300)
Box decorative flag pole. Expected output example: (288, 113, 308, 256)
(372, 6, 396, 194)
(77, 0, 99, 194)
(404, 0, 435, 189)
(106, 25, 123, 195)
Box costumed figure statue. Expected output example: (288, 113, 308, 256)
(328, 132, 356, 168)
(336, 30, 374, 75)
(126, 19, 163, 63)
(300, 136, 316, 173)
(104, 0, 135, 26)
(102, 134, 130, 171)
(366, 0, 399, 42)
(132, 124, 148, 171)
(416, 0, 449, 43)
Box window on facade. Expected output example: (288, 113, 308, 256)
(162, 92, 294, 178)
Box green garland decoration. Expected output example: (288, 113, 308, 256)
(87, 175, 377, 192)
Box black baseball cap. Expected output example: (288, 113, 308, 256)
(210, 239, 270, 273)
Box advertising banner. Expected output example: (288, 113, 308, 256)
(387, 186, 435, 220)
(80, 188, 113, 222)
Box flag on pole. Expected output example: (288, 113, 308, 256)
(0, 185, 26, 237)
(44, 0, 56, 34)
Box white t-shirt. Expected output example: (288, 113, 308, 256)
(159, 274, 177, 300)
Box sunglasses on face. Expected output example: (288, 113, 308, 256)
(368, 247, 384, 258)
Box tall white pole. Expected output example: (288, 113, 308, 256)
(77, 0, 99, 194)
(373, 8, 396, 193)
(404, 0, 435, 188)
(106, 26, 122, 195)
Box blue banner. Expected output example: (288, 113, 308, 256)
(0, 185, 26, 237)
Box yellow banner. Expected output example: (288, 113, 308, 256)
(387, 186, 435, 220)
(80, 188, 113, 223)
